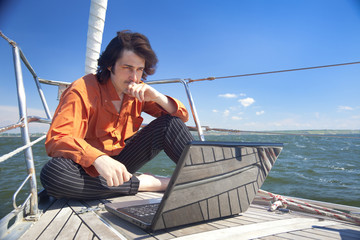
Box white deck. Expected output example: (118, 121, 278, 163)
(16, 192, 360, 240)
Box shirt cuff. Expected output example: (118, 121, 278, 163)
(129, 175, 140, 195)
(166, 96, 189, 122)
(80, 145, 107, 177)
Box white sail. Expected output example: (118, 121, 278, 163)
(85, 0, 108, 75)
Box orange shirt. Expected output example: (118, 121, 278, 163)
(45, 74, 189, 177)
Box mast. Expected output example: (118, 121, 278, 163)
(85, 0, 108, 75)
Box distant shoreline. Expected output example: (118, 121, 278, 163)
(0, 133, 48, 137)
(202, 129, 360, 136)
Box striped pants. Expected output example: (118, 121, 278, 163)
(40, 115, 194, 199)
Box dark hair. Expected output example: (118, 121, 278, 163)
(96, 30, 158, 83)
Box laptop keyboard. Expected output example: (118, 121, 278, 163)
(118, 203, 160, 223)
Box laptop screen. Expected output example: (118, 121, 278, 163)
(151, 141, 283, 230)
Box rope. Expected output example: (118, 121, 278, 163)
(256, 189, 360, 225)
(188, 61, 360, 83)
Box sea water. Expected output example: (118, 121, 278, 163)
(0, 134, 359, 219)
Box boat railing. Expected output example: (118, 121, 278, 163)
(0, 33, 53, 237)
(0, 32, 205, 235)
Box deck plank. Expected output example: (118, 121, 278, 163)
(68, 199, 125, 240)
(55, 212, 82, 240)
(330, 223, 360, 232)
(319, 223, 360, 239)
(37, 206, 73, 240)
(259, 235, 290, 240)
(205, 220, 231, 229)
(150, 230, 177, 240)
(18, 198, 68, 240)
(17, 192, 360, 240)
(275, 232, 316, 240)
(223, 217, 254, 225)
(242, 211, 282, 221)
(209, 217, 243, 228)
(286, 229, 335, 239)
(258, 236, 290, 240)
(234, 214, 265, 223)
(174, 217, 341, 239)
(302, 228, 348, 239)
(168, 222, 218, 238)
(74, 222, 96, 240)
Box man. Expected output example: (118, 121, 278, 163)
(40, 30, 194, 199)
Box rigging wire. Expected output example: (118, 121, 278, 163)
(2, 31, 359, 139)
(2, 30, 360, 84)
(187, 61, 360, 83)
(183, 61, 360, 140)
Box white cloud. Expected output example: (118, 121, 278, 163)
(218, 93, 237, 98)
(269, 118, 311, 129)
(218, 93, 246, 98)
(256, 110, 265, 116)
(212, 109, 218, 113)
(223, 110, 230, 117)
(338, 106, 353, 111)
(231, 116, 242, 120)
(238, 97, 255, 107)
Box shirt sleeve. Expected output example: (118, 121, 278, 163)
(143, 96, 189, 122)
(45, 87, 105, 168)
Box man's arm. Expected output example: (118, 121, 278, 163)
(126, 82, 177, 114)
(93, 156, 170, 190)
(93, 155, 132, 186)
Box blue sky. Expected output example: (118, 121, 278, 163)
(1, 0, 360, 133)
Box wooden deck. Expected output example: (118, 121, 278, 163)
(16, 192, 360, 240)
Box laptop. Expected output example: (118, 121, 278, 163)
(105, 141, 283, 231)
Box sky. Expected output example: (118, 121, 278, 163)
(1, 0, 360, 133)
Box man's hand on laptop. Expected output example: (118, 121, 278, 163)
(93, 155, 133, 187)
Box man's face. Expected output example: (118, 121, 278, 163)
(109, 50, 145, 95)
